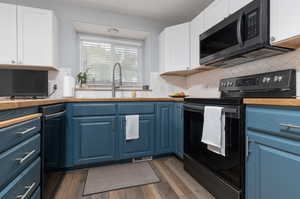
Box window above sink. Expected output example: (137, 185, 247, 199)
(79, 35, 145, 88)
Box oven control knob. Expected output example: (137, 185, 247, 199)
(262, 77, 267, 83)
(265, 77, 271, 83)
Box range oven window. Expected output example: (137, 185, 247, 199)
(184, 104, 242, 189)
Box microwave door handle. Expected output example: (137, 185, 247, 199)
(237, 14, 244, 47)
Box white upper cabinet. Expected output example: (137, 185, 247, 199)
(270, 0, 300, 44)
(0, 3, 17, 65)
(0, 2, 57, 67)
(190, 12, 204, 68)
(17, 6, 57, 66)
(203, 0, 229, 32)
(159, 31, 166, 73)
(228, 0, 253, 15)
(159, 22, 190, 73)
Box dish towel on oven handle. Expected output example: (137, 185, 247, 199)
(126, 115, 140, 140)
(201, 106, 226, 156)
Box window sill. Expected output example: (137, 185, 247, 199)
(75, 88, 152, 92)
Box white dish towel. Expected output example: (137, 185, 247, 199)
(126, 115, 140, 140)
(201, 106, 226, 156)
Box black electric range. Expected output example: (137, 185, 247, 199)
(183, 69, 296, 199)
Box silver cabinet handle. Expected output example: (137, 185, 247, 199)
(16, 150, 36, 164)
(16, 127, 36, 136)
(280, 123, 300, 129)
(16, 182, 36, 199)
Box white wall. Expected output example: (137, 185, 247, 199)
(187, 49, 300, 98)
(0, 0, 165, 82)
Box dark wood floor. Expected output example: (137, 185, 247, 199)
(53, 158, 215, 199)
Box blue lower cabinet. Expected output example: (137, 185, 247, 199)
(67, 102, 184, 166)
(73, 116, 117, 165)
(246, 106, 300, 199)
(174, 103, 183, 158)
(119, 115, 155, 159)
(156, 103, 174, 155)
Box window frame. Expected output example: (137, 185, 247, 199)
(79, 34, 145, 88)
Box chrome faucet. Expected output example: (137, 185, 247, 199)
(112, 63, 122, 98)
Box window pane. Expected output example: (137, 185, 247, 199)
(80, 38, 143, 87)
(115, 45, 138, 82)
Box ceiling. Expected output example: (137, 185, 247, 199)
(74, 22, 150, 40)
(55, 0, 213, 25)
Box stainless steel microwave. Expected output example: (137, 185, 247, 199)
(200, 0, 293, 67)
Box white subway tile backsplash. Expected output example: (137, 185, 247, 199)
(187, 49, 300, 98)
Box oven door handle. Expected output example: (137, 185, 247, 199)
(183, 104, 239, 114)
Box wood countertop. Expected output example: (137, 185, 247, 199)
(0, 98, 184, 111)
(0, 113, 42, 128)
(243, 98, 300, 106)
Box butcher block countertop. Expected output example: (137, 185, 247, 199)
(244, 98, 300, 107)
(0, 97, 184, 111)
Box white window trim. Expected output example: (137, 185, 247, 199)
(79, 34, 145, 88)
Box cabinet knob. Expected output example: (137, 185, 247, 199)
(11, 60, 16, 64)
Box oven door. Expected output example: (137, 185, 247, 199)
(183, 103, 242, 189)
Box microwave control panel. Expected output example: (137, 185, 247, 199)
(246, 9, 259, 40)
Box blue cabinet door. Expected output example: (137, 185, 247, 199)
(156, 103, 174, 154)
(246, 131, 300, 199)
(174, 103, 184, 158)
(246, 106, 300, 199)
(119, 115, 155, 159)
(73, 116, 116, 165)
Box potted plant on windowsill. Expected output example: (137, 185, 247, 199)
(77, 71, 88, 88)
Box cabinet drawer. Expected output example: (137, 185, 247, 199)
(0, 118, 41, 153)
(72, 103, 116, 116)
(118, 103, 155, 115)
(247, 106, 300, 140)
(30, 187, 40, 199)
(0, 107, 38, 122)
(0, 134, 40, 189)
(0, 158, 41, 199)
